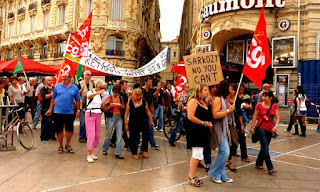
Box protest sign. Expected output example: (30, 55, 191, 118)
(183, 51, 223, 88)
(79, 47, 168, 77)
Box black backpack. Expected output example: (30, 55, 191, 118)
(82, 89, 103, 110)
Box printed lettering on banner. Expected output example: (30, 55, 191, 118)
(183, 51, 224, 88)
(79, 47, 169, 77)
(64, 36, 82, 63)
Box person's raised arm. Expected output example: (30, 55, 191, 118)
(187, 98, 212, 127)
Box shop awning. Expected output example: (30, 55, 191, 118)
(0, 60, 4, 63)
(0, 57, 57, 75)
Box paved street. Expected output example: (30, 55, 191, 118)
(0, 115, 320, 192)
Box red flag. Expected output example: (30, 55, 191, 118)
(243, 5, 271, 89)
(53, 60, 77, 86)
(172, 62, 188, 98)
(73, 11, 92, 57)
(64, 36, 82, 63)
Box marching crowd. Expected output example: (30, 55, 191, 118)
(0, 71, 312, 187)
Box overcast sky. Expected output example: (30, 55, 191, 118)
(159, 0, 185, 42)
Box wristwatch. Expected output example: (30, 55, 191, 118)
(202, 121, 205, 126)
(226, 109, 230, 113)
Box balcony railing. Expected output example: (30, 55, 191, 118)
(105, 50, 125, 56)
(18, 7, 26, 15)
(40, 54, 48, 59)
(29, 2, 37, 11)
(5, 57, 12, 61)
(41, 0, 51, 6)
(8, 12, 14, 19)
(54, 52, 64, 58)
(27, 55, 34, 59)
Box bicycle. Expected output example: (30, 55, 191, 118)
(0, 107, 34, 150)
(163, 109, 186, 142)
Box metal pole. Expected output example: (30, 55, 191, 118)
(234, 73, 244, 105)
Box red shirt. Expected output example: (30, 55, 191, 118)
(255, 103, 278, 132)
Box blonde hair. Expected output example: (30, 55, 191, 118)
(193, 84, 207, 103)
(132, 88, 143, 100)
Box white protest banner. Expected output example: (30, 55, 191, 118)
(79, 47, 168, 77)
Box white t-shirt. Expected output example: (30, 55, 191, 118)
(297, 94, 307, 111)
(102, 90, 110, 102)
(85, 90, 103, 114)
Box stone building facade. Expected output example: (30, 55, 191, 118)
(0, 0, 161, 83)
(160, 37, 179, 84)
(179, 0, 320, 106)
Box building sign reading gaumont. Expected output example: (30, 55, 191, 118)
(200, 0, 285, 23)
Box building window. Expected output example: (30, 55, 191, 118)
(7, 50, 13, 60)
(173, 51, 177, 58)
(9, 23, 13, 37)
(59, 5, 66, 24)
(44, 11, 49, 28)
(30, 15, 35, 32)
(106, 36, 124, 56)
(18, 47, 23, 57)
(86, 0, 92, 18)
(110, 0, 123, 20)
(41, 43, 48, 59)
(19, 20, 24, 35)
(28, 45, 34, 59)
(55, 40, 66, 57)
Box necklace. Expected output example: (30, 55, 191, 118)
(135, 103, 139, 106)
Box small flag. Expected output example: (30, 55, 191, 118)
(75, 64, 84, 84)
(13, 58, 25, 75)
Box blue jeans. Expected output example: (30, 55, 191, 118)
(32, 100, 41, 127)
(256, 128, 274, 171)
(169, 115, 185, 144)
(209, 131, 230, 181)
(102, 115, 123, 155)
(147, 118, 157, 147)
(79, 110, 86, 139)
(317, 117, 320, 132)
(154, 105, 164, 130)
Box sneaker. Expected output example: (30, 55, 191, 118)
(169, 142, 176, 147)
(79, 139, 87, 143)
(87, 155, 94, 163)
(212, 178, 222, 184)
(110, 143, 116, 147)
(284, 129, 289, 132)
(223, 179, 233, 183)
(115, 155, 125, 159)
(151, 145, 160, 150)
(157, 129, 163, 132)
(90, 154, 98, 160)
(299, 133, 306, 137)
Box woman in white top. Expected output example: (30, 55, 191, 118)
(296, 86, 307, 137)
(85, 80, 105, 163)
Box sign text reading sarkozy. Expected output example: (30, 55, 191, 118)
(184, 51, 223, 88)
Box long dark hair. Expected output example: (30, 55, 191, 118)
(262, 90, 278, 104)
(216, 80, 230, 98)
(297, 86, 306, 98)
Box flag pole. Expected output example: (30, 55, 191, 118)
(234, 73, 244, 105)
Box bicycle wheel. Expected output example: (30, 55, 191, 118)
(16, 122, 34, 150)
(163, 119, 182, 141)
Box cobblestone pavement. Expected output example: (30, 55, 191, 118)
(0, 115, 320, 192)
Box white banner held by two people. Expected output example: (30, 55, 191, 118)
(79, 47, 169, 77)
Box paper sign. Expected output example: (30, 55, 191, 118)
(183, 51, 224, 88)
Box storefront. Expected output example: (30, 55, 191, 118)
(181, 0, 320, 103)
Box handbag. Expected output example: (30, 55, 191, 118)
(229, 124, 238, 144)
(252, 104, 273, 143)
(101, 95, 123, 118)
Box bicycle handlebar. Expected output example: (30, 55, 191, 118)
(8, 107, 24, 114)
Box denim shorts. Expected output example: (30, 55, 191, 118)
(295, 110, 307, 117)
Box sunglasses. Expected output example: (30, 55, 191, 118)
(85, 74, 92, 76)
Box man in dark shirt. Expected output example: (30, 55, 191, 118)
(153, 82, 165, 131)
(40, 77, 55, 141)
(142, 77, 159, 149)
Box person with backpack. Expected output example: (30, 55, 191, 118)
(296, 86, 308, 137)
(85, 80, 105, 163)
(101, 84, 125, 159)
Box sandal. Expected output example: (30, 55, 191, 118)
(194, 176, 203, 184)
(268, 169, 277, 175)
(57, 147, 63, 154)
(188, 177, 200, 187)
(102, 151, 108, 155)
(132, 155, 139, 160)
(226, 162, 237, 172)
(255, 166, 266, 171)
(242, 158, 250, 162)
(65, 145, 74, 153)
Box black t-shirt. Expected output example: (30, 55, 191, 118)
(142, 87, 153, 108)
(40, 86, 53, 112)
(120, 91, 129, 117)
(153, 88, 164, 108)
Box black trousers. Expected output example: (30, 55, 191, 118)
(129, 126, 149, 155)
(287, 109, 297, 131)
(237, 131, 248, 159)
(40, 112, 55, 140)
(25, 96, 35, 120)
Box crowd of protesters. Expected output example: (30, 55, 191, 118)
(2, 71, 317, 187)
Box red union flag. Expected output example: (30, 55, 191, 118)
(73, 11, 92, 57)
(243, 5, 271, 89)
(172, 62, 188, 98)
(53, 60, 77, 86)
(64, 36, 81, 63)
